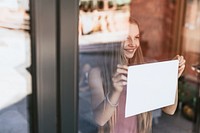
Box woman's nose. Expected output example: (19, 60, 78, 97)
(128, 41, 136, 47)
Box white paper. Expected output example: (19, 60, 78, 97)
(125, 60, 179, 118)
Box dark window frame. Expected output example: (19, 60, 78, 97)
(59, 0, 79, 133)
(30, 0, 58, 133)
(30, 0, 79, 133)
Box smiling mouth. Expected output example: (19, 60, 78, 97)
(126, 49, 134, 52)
(124, 48, 135, 53)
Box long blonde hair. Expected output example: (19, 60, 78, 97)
(121, 18, 152, 133)
(98, 18, 152, 133)
(120, 39, 152, 133)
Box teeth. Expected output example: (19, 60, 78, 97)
(126, 49, 134, 52)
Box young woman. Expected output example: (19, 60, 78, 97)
(88, 18, 186, 133)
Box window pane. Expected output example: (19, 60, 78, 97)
(78, 0, 199, 133)
(0, 0, 31, 133)
(79, 1, 130, 132)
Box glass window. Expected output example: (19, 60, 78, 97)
(78, 0, 198, 133)
(79, 1, 130, 132)
(0, 0, 31, 133)
(181, 0, 200, 132)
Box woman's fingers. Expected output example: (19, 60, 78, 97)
(175, 55, 186, 78)
(178, 64, 185, 77)
(179, 59, 186, 66)
(113, 64, 128, 77)
(173, 55, 186, 78)
(178, 56, 185, 67)
(112, 65, 128, 92)
(113, 80, 127, 86)
(173, 55, 186, 67)
(112, 74, 127, 82)
(117, 64, 128, 70)
(112, 76, 127, 92)
(116, 68, 128, 75)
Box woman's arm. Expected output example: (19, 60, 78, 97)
(88, 68, 120, 126)
(88, 65, 128, 126)
(162, 88, 178, 115)
(162, 55, 186, 115)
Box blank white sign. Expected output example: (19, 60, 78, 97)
(125, 60, 179, 118)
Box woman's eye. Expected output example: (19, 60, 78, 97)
(135, 36, 140, 40)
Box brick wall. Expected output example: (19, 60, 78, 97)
(130, 0, 175, 60)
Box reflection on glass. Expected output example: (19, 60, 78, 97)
(79, 0, 131, 132)
(78, 0, 198, 133)
(0, 0, 31, 133)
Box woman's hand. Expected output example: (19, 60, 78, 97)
(112, 64, 128, 93)
(173, 55, 186, 78)
(162, 55, 186, 115)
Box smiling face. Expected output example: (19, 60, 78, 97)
(123, 23, 140, 59)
